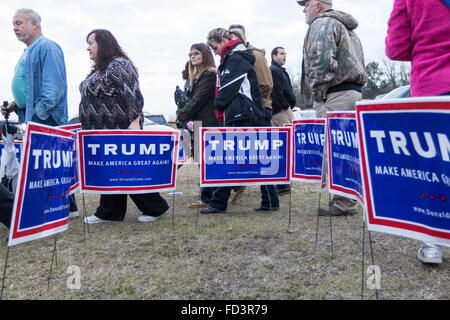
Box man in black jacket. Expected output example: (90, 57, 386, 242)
(270, 46, 296, 194)
(200, 28, 279, 214)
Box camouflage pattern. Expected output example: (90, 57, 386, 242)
(301, 10, 366, 103)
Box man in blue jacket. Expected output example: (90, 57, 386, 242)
(3, 9, 68, 126)
(1, 9, 77, 217)
(200, 28, 279, 214)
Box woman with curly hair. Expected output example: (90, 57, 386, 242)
(80, 29, 169, 224)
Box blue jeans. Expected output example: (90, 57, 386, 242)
(201, 187, 215, 203)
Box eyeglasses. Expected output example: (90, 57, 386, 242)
(188, 52, 201, 57)
(209, 45, 218, 51)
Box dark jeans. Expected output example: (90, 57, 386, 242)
(31, 113, 59, 126)
(95, 193, 169, 221)
(69, 194, 78, 212)
(0, 183, 13, 228)
(201, 187, 215, 203)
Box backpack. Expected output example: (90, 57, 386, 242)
(174, 86, 191, 109)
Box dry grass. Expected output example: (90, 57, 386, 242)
(0, 163, 448, 300)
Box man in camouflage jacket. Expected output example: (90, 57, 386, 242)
(298, 0, 366, 216)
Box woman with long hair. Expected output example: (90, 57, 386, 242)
(79, 29, 169, 224)
(176, 43, 219, 127)
(176, 43, 220, 208)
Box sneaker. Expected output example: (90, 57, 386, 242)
(138, 208, 170, 222)
(83, 215, 108, 224)
(200, 207, 226, 214)
(231, 186, 246, 204)
(69, 210, 79, 218)
(187, 200, 208, 209)
(254, 206, 280, 212)
(417, 243, 443, 264)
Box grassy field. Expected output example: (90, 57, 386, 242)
(0, 163, 448, 300)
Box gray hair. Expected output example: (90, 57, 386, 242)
(228, 24, 246, 35)
(16, 8, 41, 30)
(206, 28, 232, 47)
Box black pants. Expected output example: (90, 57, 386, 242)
(0, 183, 13, 229)
(94, 193, 169, 221)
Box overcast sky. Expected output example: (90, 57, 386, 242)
(0, 0, 396, 122)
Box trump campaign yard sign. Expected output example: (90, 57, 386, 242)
(8, 123, 75, 246)
(59, 123, 81, 194)
(292, 119, 326, 183)
(357, 98, 450, 247)
(78, 130, 179, 194)
(327, 112, 364, 203)
(200, 127, 291, 187)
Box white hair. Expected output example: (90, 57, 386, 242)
(16, 8, 41, 30)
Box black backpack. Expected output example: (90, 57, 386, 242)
(174, 86, 191, 109)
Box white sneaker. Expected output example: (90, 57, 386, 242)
(69, 210, 79, 218)
(417, 242, 443, 264)
(83, 215, 108, 224)
(138, 208, 170, 223)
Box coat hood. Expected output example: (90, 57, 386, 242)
(247, 43, 266, 56)
(318, 9, 359, 31)
(222, 40, 256, 65)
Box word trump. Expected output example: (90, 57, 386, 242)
(330, 129, 358, 149)
(369, 131, 449, 161)
(87, 143, 171, 156)
(296, 132, 325, 146)
(31, 149, 72, 169)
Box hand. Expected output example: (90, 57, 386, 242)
(1, 102, 17, 118)
(186, 121, 194, 132)
(128, 116, 141, 130)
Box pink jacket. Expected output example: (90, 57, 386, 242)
(385, 0, 450, 97)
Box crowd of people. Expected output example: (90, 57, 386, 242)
(1, 0, 449, 267)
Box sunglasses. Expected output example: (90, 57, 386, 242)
(188, 52, 201, 57)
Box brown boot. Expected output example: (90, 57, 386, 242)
(187, 200, 208, 208)
(231, 186, 246, 204)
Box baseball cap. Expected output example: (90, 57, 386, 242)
(297, 0, 332, 6)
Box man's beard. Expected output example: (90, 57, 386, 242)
(16, 33, 30, 43)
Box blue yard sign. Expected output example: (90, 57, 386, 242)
(357, 98, 450, 247)
(292, 119, 326, 183)
(8, 123, 75, 246)
(327, 112, 364, 203)
(59, 123, 82, 194)
(78, 130, 179, 194)
(200, 127, 291, 187)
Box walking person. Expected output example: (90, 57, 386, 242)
(200, 28, 279, 214)
(176, 43, 220, 208)
(79, 29, 169, 224)
(385, 0, 450, 264)
(1, 8, 78, 218)
(298, 0, 366, 216)
(227, 24, 278, 204)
